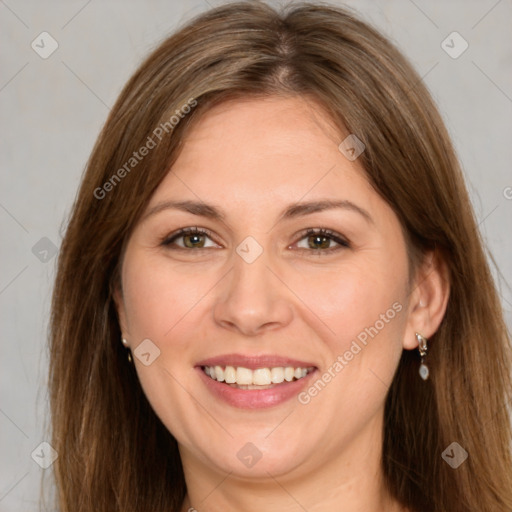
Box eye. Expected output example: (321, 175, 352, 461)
(161, 227, 218, 249)
(161, 227, 350, 253)
(294, 228, 350, 253)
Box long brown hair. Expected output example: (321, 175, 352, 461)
(46, 2, 512, 510)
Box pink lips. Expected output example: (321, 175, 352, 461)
(195, 353, 318, 409)
(196, 353, 317, 370)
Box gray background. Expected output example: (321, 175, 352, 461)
(1, 0, 511, 510)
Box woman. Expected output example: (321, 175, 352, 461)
(47, 2, 512, 511)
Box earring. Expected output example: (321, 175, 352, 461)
(416, 332, 429, 380)
(121, 337, 133, 364)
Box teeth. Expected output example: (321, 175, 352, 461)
(253, 368, 271, 386)
(271, 367, 284, 384)
(203, 365, 313, 386)
(215, 366, 224, 382)
(236, 367, 253, 385)
(224, 366, 236, 384)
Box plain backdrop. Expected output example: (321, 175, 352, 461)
(1, 0, 511, 510)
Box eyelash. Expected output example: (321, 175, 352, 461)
(161, 227, 350, 254)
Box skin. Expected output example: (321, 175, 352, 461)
(115, 96, 449, 512)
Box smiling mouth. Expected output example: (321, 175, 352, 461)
(202, 365, 315, 390)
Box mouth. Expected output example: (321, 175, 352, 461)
(195, 354, 318, 408)
(202, 364, 315, 390)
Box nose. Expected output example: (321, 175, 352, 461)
(213, 247, 293, 336)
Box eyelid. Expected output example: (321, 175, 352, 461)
(161, 226, 219, 248)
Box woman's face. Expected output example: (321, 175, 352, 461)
(116, 96, 414, 480)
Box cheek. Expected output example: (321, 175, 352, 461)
(288, 252, 408, 407)
(289, 253, 407, 347)
(122, 251, 209, 341)
(120, 253, 210, 439)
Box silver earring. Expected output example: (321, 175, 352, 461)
(416, 332, 429, 380)
(121, 337, 133, 363)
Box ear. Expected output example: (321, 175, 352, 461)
(112, 280, 131, 345)
(402, 250, 450, 350)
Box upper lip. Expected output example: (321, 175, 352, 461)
(196, 353, 317, 370)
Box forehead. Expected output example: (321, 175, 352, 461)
(150, 96, 379, 210)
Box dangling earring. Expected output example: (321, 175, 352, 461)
(416, 332, 429, 380)
(121, 337, 133, 364)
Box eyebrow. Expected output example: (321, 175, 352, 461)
(143, 199, 373, 224)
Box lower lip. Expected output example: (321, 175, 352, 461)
(196, 367, 317, 409)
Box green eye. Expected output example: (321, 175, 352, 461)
(307, 234, 332, 249)
(162, 228, 216, 249)
(296, 228, 350, 252)
(182, 233, 206, 248)
(162, 227, 350, 253)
